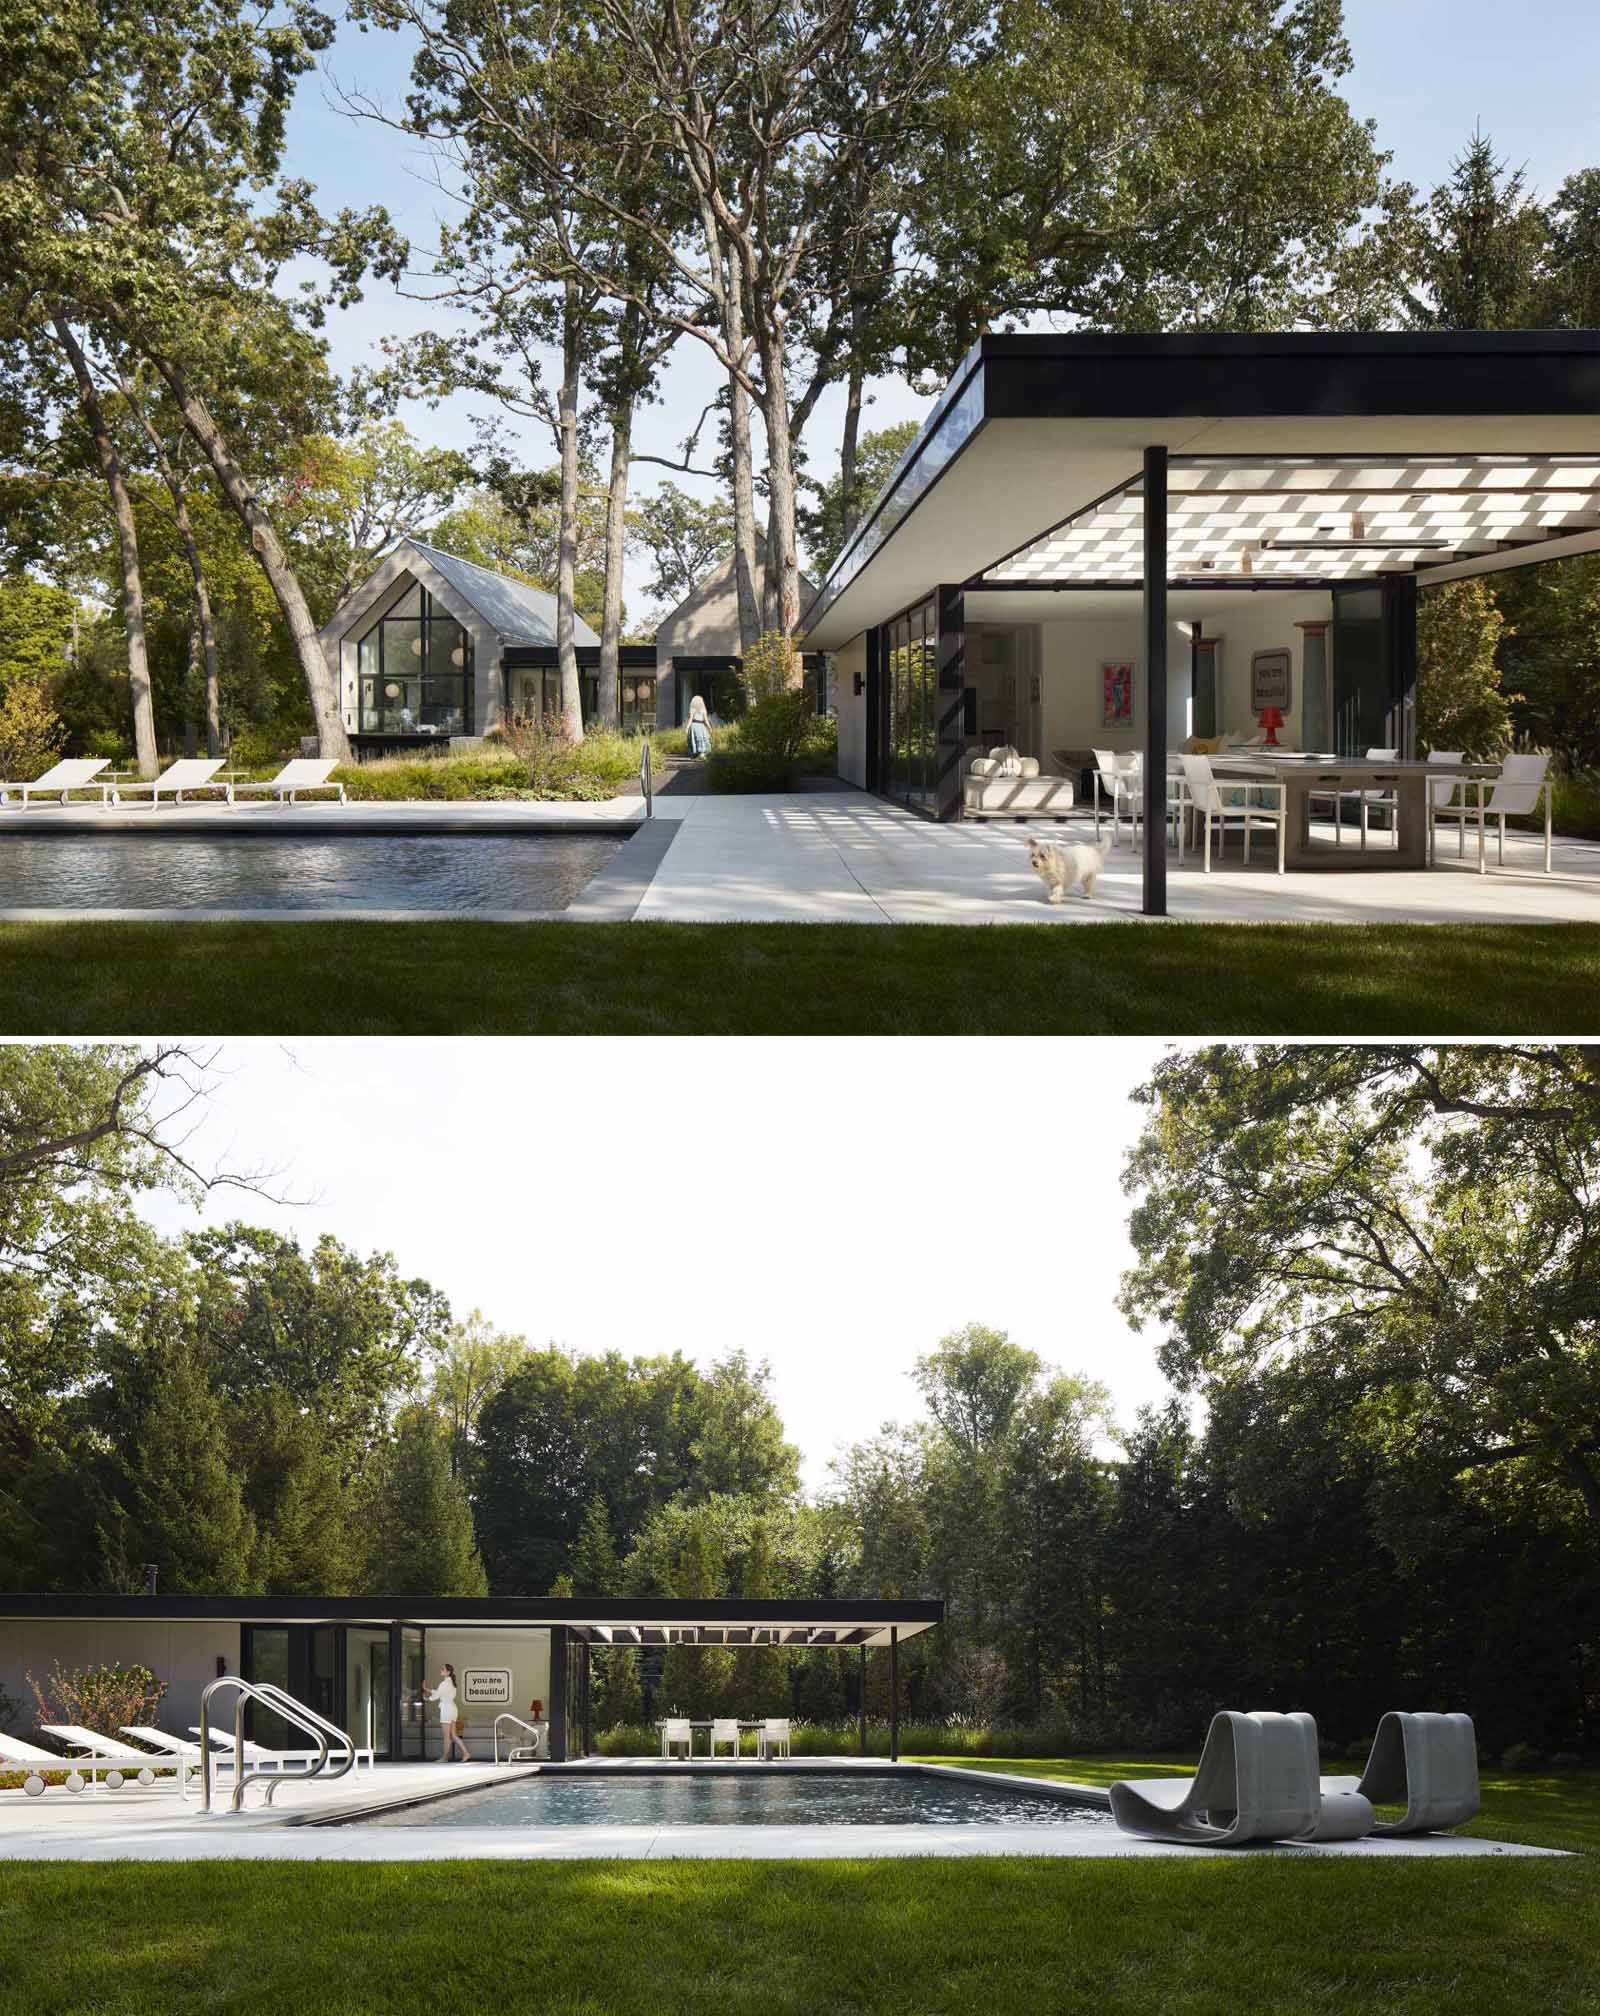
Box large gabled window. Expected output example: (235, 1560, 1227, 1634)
(355, 582, 473, 737)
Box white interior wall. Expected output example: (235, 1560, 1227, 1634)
(423, 1629, 551, 1751)
(1036, 614, 1192, 759)
(1197, 591, 1331, 748)
(834, 635, 868, 787)
(0, 1621, 240, 1737)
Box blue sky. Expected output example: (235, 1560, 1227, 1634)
(290, 1, 1600, 602)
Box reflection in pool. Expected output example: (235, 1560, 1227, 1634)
(0, 834, 623, 912)
(366, 1769, 1113, 1829)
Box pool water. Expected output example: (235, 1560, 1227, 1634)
(0, 834, 623, 912)
(366, 1769, 1113, 1828)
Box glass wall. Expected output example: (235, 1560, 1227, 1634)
(883, 596, 938, 812)
(356, 582, 473, 738)
(513, 667, 657, 732)
(345, 1628, 393, 1758)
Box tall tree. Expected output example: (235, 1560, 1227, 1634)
(114, 1342, 258, 1592)
(1403, 131, 1549, 330)
(1121, 1045, 1600, 1530)
(361, 1405, 488, 1597)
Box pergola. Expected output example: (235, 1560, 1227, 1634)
(559, 1601, 943, 1763)
(801, 331, 1600, 914)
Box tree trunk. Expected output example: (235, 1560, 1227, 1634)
(719, 253, 762, 654)
(556, 278, 585, 744)
(840, 351, 865, 538)
(758, 330, 804, 639)
(53, 319, 158, 778)
(143, 349, 349, 761)
(183, 611, 201, 758)
(599, 391, 632, 733)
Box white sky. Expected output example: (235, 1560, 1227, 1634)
(131, 1038, 1184, 1488)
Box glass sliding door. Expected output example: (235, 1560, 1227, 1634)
(881, 595, 938, 814)
(397, 1625, 428, 1759)
(242, 1625, 294, 1747)
(345, 1628, 394, 1758)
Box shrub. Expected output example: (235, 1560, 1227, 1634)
(0, 677, 66, 780)
(740, 630, 803, 705)
(1548, 1751, 1584, 1770)
(28, 1661, 166, 1737)
(707, 749, 794, 793)
(229, 724, 301, 769)
(1500, 1741, 1544, 1772)
(81, 727, 131, 763)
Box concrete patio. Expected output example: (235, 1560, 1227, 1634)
(0, 1757, 1558, 1861)
(629, 791, 1600, 926)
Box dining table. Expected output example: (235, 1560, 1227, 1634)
(654, 1718, 767, 1755)
(1201, 753, 1501, 872)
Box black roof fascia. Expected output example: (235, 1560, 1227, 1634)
(0, 1593, 943, 1627)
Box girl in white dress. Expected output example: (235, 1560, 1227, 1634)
(426, 1663, 471, 1761)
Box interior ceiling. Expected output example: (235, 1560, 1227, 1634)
(983, 457, 1600, 588)
(965, 585, 1328, 624)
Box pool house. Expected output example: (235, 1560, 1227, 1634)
(0, 1594, 941, 1765)
(805, 330, 1600, 911)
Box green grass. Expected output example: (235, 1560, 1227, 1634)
(3, 922, 1599, 1035)
(0, 1855, 1595, 2015)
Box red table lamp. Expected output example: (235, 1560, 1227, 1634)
(1258, 705, 1285, 746)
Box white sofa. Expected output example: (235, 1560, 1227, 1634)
(963, 750, 1076, 821)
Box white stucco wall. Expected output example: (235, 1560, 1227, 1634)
(0, 1620, 241, 1736)
(834, 635, 868, 787)
(1194, 590, 1332, 748)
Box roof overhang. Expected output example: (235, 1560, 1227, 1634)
(0, 1594, 942, 1648)
(800, 332, 1600, 647)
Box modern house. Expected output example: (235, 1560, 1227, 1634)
(651, 545, 827, 726)
(0, 1593, 941, 1763)
(318, 538, 658, 754)
(802, 330, 1600, 903)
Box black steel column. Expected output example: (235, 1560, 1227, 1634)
(864, 626, 883, 792)
(1382, 574, 1418, 759)
(549, 1626, 568, 1762)
(858, 1645, 867, 1757)
(935, 584, 966, 822)
(1142, 444, 1169, 917)
(889, 1629, 899, 1763)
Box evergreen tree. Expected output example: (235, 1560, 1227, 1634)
(241, 1395, 357, 1595)
(735, 1521, 787, 1712)
(1406, 132, 1549, 330)
(359, 1406, 487, 1598)
(605, 1647, 644, 1730)
(571, 1495, 620, 1597)
(661, 1519, 732, 1716)
(116, 1343, 258, 1592)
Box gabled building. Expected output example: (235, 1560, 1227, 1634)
(651, 546, 825, 726)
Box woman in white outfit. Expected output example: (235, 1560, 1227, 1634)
(426, 1663, 471, 1761)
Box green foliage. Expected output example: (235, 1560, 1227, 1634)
(25, 1660, 166, 1737)
(1417, 578, 1514, 760)
(571, 1496, 621, 1597)
(335, 732, 650, 803)
(1405, 132, 1550, 330)
(0, 676, 65, 780)
(0, 578, 75, 691)
(1494, 556, 1600, 775)
(115, 1342, 259, 1592)
(634, 483, 734, 611)
(799, 422, 919, 577)
(359, 1405, 488, 1599)
(1502, 1742, 1545, 1773)
(739, 632, 802, 707)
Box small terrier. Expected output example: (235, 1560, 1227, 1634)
(1026, 836, 1104, 903)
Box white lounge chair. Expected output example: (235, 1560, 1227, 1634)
(232, 758, 347, 806)
(112, 758, 232, 807)
(0, 1732, 78, 1796)
(0, 757, 113, 807)
(188, 1727, 373, 1771)
(660, 1716, 693, 1761)
(1110, 1710, 1373, 1846)
(121, 1726, 232, 1794)
(708, 1718, 741, 1759)
(37, 1723, 163, 1789)
(1431, 752, 1553, 874)
(1322, 1711, 1480, 1835)
(756, 1718, 791, 1760)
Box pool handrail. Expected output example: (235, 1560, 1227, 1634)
(199, 1677, 350, 1814)
(495, 1711, 548, 1764)
(639, 738, 653, 817)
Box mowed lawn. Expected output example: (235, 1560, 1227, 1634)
(2, 919, 1598, 1034)
(1, 1760, 1596, 2016)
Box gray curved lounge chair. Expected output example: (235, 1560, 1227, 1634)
(1110, 1710, 1374, 1846)
(1323, 1711, 1479, 1835)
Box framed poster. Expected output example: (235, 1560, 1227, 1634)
(1251, 648, 1292, 713)
(462, 1668, 512, 1706)
(1102, 661, 1134, 725)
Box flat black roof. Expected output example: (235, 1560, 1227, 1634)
(0, 1594, 942, 1646)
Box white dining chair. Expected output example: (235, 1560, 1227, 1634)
(661, 1717, 693, 1761)
(1430, 752, 1553, 874)
(1422, 751, 1463, 865)
(1179, 754, 1286, 874)
(1092, 748, 1142, 847)
(1347, 748, 1399, 849)
(708, 1718, 742, 1760)
(756, 1718, 791, 1760)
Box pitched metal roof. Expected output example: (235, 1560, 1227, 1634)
(405, 540, 601, 649)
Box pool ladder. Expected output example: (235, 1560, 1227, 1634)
(640, 739, 653, 817)
(197, 1675, 356, 1814)
(494, 1712, 549, 1764)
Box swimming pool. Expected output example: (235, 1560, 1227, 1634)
(363, 1768, 1113, 1829)
(0, 833, 623, 912)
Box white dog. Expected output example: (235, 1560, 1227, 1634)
(1026, 836, 1104, 903)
